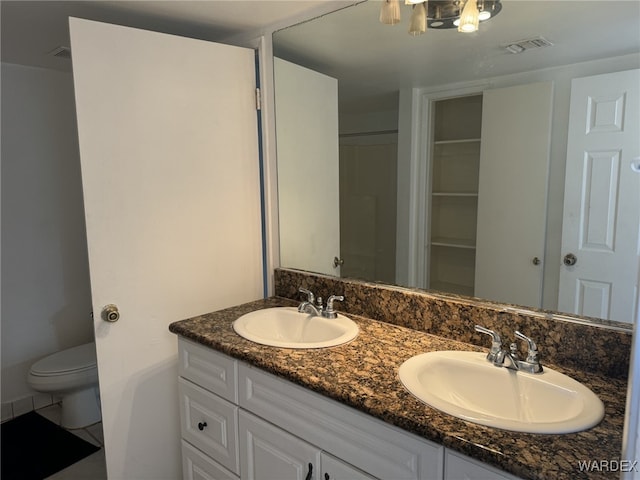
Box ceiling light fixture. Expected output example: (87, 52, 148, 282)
(409, 2, 427, 35)
(380, 0, 502, 35)
(380, 0, 401, 25)
(457, 0, 480, 32)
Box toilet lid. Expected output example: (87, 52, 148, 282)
(31, 342, 97, 375)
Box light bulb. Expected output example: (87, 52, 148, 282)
(408, 2, 427, 35)
(380, 0, 401, 25)
(458, 0, 480, 33)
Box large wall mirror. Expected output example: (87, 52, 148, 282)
(272, 0, 640, 325)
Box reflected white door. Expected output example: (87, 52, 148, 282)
(339, 137, 397, 283)
(558, 69, 640, 323)
(274, 58, 340, 276)
(70, 18, 263, 478)
(475, 82, 553, 307)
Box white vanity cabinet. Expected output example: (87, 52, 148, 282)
(444, 450, 521, 480)
(238, 363, 442, 480)
(178, 339, 241, 480)
(321, 453, 377, 480)
(239, 409, 377, 480)
(239, 410, 320, 480)
(177, 337, 521, 480)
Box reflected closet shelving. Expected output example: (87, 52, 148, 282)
(428, 94, 482, 296)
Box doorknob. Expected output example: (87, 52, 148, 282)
(532, 257, 541, 265)
(101, 304, 120, 322)
(333, 256, 344, 268)
(563, 253, 577, 266)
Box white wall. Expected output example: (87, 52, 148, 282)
(339, 108, 398, 136)
(1, 62, 94, 404)
(396, 52, 640, 310)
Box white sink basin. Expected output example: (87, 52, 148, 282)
(398, 350, 605, 434)
(233, 307, 359, 349)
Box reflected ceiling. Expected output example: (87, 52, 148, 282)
(1, 0, 348, 72)
(273, 1, 640, 114)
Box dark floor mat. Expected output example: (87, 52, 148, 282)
(1, 411, 100, 480)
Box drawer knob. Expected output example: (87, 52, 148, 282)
(197, 421, 207, 431)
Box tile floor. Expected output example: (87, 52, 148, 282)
(34, 404, 108, 480)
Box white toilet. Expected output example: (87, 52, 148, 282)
(28, 342, 101, 429)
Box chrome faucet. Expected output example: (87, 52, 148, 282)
(494, 342, 521, 371)
(514, 330, 543, 373)
(298, 288, 321, 316)
(323, 295, 344, 319)
(474, 325, 502, 362)
(474, 325, 543, 373)
(297, 288, 344, 319)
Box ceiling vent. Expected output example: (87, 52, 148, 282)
(48, 46, 71, 60)
(503, 37, 553, 54)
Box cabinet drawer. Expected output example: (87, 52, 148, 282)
(179, 377, 239, 474)
(181, 440, 240, 480)
(179, 337, 237, 402)
(239, 364, 443, 480)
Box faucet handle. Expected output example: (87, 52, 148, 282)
(324, 295, 344, 319)
(298, 287, 315, 304)
(514, 330, 537, 350)
(516, 330, 538, 363)
(474, 325, 502, 361)
(514, 330, 543, 372)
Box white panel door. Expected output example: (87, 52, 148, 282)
(70, 18, 263, 479)
(274, 58, 340, 276)
(475, 82, 553, 307)
(558, 69, 640, 323)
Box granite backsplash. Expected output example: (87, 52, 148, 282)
(274, 268, 633, 379)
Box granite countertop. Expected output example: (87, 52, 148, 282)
(168, 297, 627, 480)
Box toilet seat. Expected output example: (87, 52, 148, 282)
(30, 342, 97, 377)
(27, 341, 101, 428)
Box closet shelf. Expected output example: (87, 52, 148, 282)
(431, 237, 476, 249)
(429, 94, 482, 297)
(431, 192, 478, 197)
(433, 138, 481, 145)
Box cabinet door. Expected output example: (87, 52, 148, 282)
(322, 453, 377, 480)
(239, 410, 320, 480)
